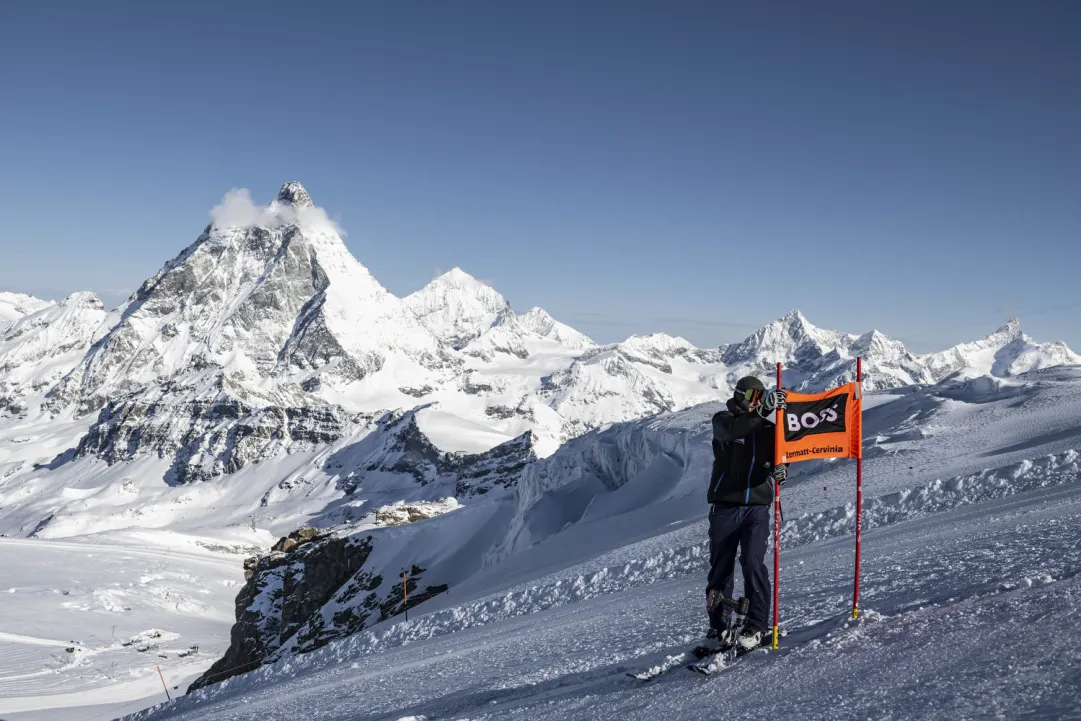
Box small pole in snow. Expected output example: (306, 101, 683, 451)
(852, 356, 864, 621)
(402, 570, 409, 621)
(157, 666, 172, 702)
(772, 362, 783, 650)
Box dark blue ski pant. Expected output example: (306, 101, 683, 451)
(706, 503, 771, 633)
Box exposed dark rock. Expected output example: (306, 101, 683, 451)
(290, 563, 446, 656)
(461, 380, 493, 395)
(189, 534, 375, 692)
(398, 385, 434, 398)
(73, 391, 355, 484)
(276, 181, 314, 208)
(271, 526, 330, 553)
(484, 405, 517, 420)
(454, 431, 536, 497)
(189, 531, 451, 692)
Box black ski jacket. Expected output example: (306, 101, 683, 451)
(707, 398, 777, 506)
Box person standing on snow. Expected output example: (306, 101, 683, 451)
(705, 375, 787, 650)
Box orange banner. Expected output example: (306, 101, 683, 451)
(776, 383, 862, 464)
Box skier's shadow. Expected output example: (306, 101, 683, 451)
(356, 658, 650, 721)
(355, 629, 797, 721)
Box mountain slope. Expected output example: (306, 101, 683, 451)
(47, 183, 454, 418)
(0, 184, 1075, 493)
(0, 292, 107, 416)
(921, 318, 1081, 380)
(128, 475, 1081, 721)
(0, 291, 51, 331)
(403, 268, 511, 349)
(519, 307, 595, 350)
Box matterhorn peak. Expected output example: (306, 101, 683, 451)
(275, 181, 314, 208)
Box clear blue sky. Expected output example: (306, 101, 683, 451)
(1, 1, 1078, 352)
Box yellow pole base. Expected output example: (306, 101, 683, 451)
(772, 624, 779, 650)
(852, 606, 860, 620)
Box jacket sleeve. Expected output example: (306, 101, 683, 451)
(712, 410, 765, 443)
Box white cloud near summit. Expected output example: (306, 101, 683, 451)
(209, 188, 346, 237)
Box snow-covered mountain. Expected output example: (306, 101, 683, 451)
(403, 270, 593, 363)
(403, 268, 512, 349)
(0, 182, 1076, 495)
(722, 309, 857, 371)
(0, 182, 1076, 493)
(922, 317, 1081, 380)
(0, 291, 52, 331)
(47, 183, 455, 420)
(715, 310, 924, 392)
(518, 307, 595, 350)
(0, 291, 108, 416)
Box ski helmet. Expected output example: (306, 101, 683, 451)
(734, 376, 766, 405)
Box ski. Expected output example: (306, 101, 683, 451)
(626, 652, 689, 681)
(686, 594, 776, 675)
(625, 640, 730, 681)
(628, 594, 779, 681)
(687, 643, 769, 676)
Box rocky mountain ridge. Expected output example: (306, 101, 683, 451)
(1, 181, 1076, 515)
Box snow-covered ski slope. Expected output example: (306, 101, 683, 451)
(0, 533, 245, 721)
(74, 366, 1077, 721)
(124, 449, 1081, 719)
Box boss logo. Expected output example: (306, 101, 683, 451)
(786, 405, 840, 432)
(784, 393, 849, 442)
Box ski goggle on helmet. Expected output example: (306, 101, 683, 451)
(738, 387, 764, 404)
(734, 378, 765, 405)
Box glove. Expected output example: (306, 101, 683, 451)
(756, 389, 787, 416)
(771, 464, 788, 485)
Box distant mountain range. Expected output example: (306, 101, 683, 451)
(2, 182, 1077, 479)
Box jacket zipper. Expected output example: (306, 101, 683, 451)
(712, 471, 726, 493)
(745, 435, 756, 504)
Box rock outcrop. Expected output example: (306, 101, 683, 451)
(190, 524, 448, 691)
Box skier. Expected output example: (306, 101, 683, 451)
(705, 376, 787, 651)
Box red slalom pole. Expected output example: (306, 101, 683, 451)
(852, 357, 863, 620)
(772, 362, 783, 649)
